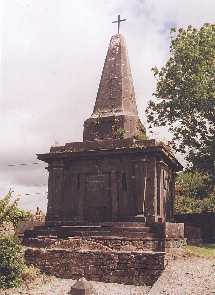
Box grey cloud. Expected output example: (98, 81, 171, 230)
(1, 0, 214, 210)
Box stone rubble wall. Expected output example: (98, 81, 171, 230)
(23, 236, 186, 253)
(25, 248, 165, 286)
(86, 237, 162, 251)
(24, 237, 113, 251)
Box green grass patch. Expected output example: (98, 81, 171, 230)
(185, 244, 215, 257)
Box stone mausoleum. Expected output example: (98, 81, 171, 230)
(38, 34, 182, 226)
(24, 33, 185, 285)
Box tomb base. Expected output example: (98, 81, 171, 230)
(23, 221, 185, 285)
(25, 247, 165, 286)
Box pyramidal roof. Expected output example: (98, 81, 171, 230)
(83, 34, 145, 141)
(92, 34, 138, 117)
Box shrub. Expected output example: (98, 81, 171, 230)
(0, 237, 25, 289)
(175, 170, 215, 214)
(21, 265, 41, 286)
(175, 195, 202, 214)
(175, 194, 215, 214)
(0, 190, 31, 228)
(176, 171, 212, 199)
(201, 194, 215, 212)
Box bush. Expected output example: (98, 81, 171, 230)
(201, 194, 215, 212)
(175, 195, 202, 214)
(21, 265, 41, 286)
(0, 237, 25, 289)
(0, 191, 31, 228)
(175, 170, 215, 214)
(176, 171, 212, 199)
(175, 194, 215, 214)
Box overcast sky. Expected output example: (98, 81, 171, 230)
(0, 0, 214, 212)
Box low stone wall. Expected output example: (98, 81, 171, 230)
(16, 220, 45, 236)
(175, 213, 215, 243)
(184, 225, 202, 244)
(25, 248, 165, 286)
(152, 222, 184, 239)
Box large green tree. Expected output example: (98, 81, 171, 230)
(146, 24, 215, 179)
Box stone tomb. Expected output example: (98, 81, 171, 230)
(36, 34, 182, 226)
(24, 34, 184, 285)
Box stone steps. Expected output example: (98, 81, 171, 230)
(115, 232, 156, 238)
(24, 230, 156, 241)
(58, 230, 111, 238)
(24, 229, 58, 238)
(61, 225, 103, 231)
(23, 222, 157, 241)
(111, 226, 151, 233)
(101, 222, 147, 227)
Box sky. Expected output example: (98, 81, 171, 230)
(0, 0, 214, 212)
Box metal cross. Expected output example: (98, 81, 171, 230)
(112, 14, 126, 34)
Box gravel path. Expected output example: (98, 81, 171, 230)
(0, 276, 149, 295)
(149, 257, 215, 295)
(1, 257, 215, 295)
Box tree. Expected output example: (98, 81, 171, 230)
(176, 171, 212, 199)
(146, 24, 215, 179)
(175, 170, 215, 214)
(0, 190, 31, 228)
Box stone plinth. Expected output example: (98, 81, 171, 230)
(37, 139, 182, 226)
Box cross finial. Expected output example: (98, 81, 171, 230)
(112, 14, 126, 34)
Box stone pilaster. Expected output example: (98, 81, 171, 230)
(77, 174, 85, 221)
(145, 157, 156, 224)
(134, 159, 148, 216)
(111, 170, 119, 220)
(171, 171, 176, 221)
(46, 160, 64, 225)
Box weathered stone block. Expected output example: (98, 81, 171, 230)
(69, 278, 97, 295)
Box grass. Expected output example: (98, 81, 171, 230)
(185, 243, 215, 257)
